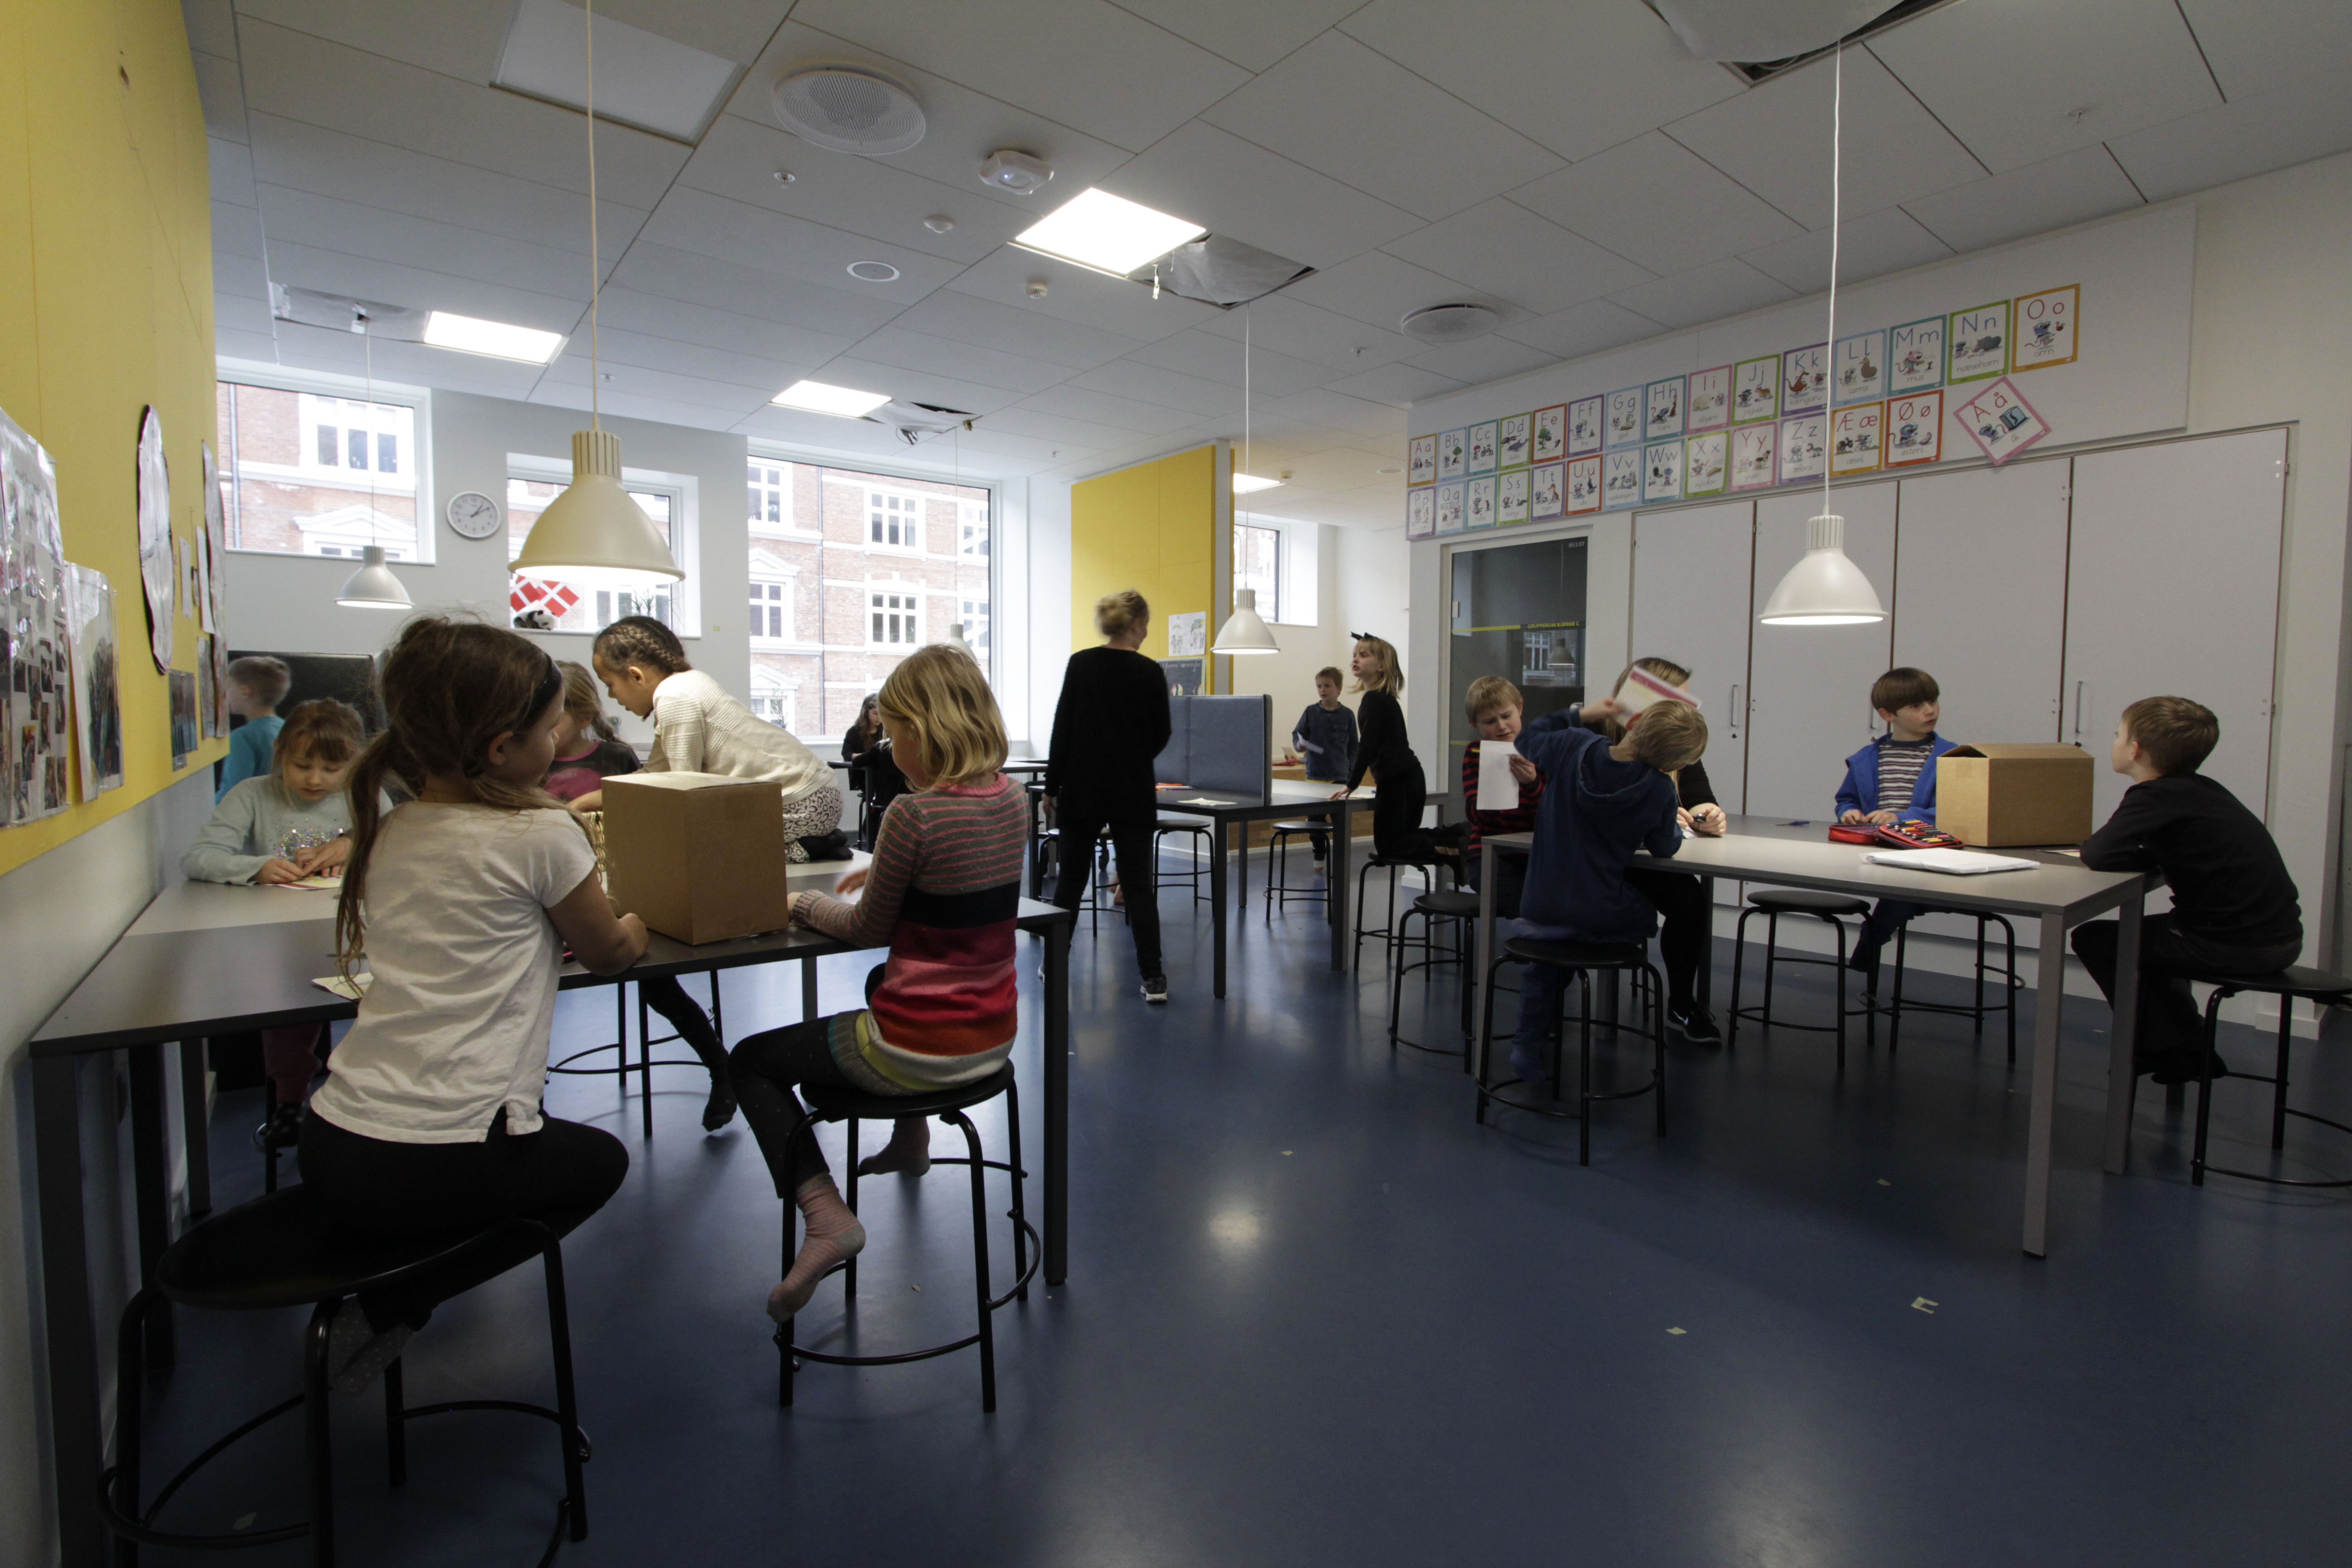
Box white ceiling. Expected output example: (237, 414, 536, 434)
(187, 0, 2352, 529)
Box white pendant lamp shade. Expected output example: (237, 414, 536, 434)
(1759, 514, 1885, 626)
(1212, 587, 1279, 654)
(336, 545, 412, 609)
(511, 428, 682, 588)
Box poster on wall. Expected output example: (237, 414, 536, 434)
(1568, 395, 1603, 456)
(1601, 449, 1641, 510)
(1644, 377, 1685, 441)
(1159, 658, 1204, 697)
(1948, 300, 2009, 383)
(208, 626, 230, 737)
(169, 669, 198, 770)
(196, 634, 216, 740)
(202, 440, 228, 632)
(1733, 356, 1779, 424)
(1435, 480, 1466, 534)
(1532, 405, 1567, 463)
(1730, 423, 1777, 490)
(1166, 610, 1207, 657)
(1497, 468, 1530, 525)
(1437, 429, 1467, 481)
(1829, 402, 1883, 475)
(2013, 284, 2078, 371)
(1950, 376, 2050, 466)
(1781, 343, 1827, 414)
(1406, 486, 1436, 539)
(1467, 421, 1498, 475)
(65, 564, 122, 800)
(136, 406, 172, 673)
(1779, 413, 1827, 481)
(1530, 461, 1564, 520)
(1687, 366, 1731, 431)
(1888, 316, 1945, 393)
(1, 411, 74, 823)
(1465, 474, 1497, 529)
(1566, 455, 1601, 515)
(1605, 387, 1643, 451)
(1884, 390, 1944, 466)
(1684, 431, 1728, 497)
(1642, 439, 1683, 504)
(1497, 412, 1531, 469)
(1832, 329, 1885, 407)
(1407, 435, 1436, 486)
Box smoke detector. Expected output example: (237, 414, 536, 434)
(980, 149, 1054, 195)
(1400, 303, 1502, 344)
(771, 65, 925, 155)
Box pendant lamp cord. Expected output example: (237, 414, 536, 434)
(1823, 40, 1842, 522)
(358, 305, 378, 551)
(1241, 303, 1251, 539)
(585, 0, 602, 432)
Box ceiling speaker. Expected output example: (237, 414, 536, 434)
(1400, 304, 1501, 344)
(772, 65, 925, 155)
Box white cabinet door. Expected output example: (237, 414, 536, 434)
(1892, 458, 2072, 744)
(1746, 481, 1897, 820)
(1631, 500, 1755, 811)
(2064, 429, 2285, 823)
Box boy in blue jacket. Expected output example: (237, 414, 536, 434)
(1835, 667, 1957, 977)
(1509, 698, 1710, 1090)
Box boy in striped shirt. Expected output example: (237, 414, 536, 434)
(1834, 667, 1957, 979)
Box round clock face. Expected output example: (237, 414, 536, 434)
(445, 490, 501, 539)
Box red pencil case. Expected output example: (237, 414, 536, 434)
(1827, 825, 1878, 845)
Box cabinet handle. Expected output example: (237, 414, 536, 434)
(2073, 680, 2083, 739)
(1728, 683, 1741, 740)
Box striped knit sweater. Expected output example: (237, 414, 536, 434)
(798, 774, 1028, 1089)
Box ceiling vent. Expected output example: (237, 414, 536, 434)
(867, 401, 975, 447)
(772, 65, 926, 155)
(1662, 0, 1955, 84)
(1400, 304, 1501, 344)
(271, 284, 428, 341)
(1138, 235, 1314, 310)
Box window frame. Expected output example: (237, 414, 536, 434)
(747, 547, 797, 648)
(1234, 514, 1320, 627)
(1234, 519, 1283, 626)
(215, 358, 437, 564)
(861, 485, 931, 554)
(505, 451, 701, 641)
(867, 579, 925, 648)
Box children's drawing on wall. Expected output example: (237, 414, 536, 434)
(136, 406, 172, 673)
(1684, 431, 1727, 496)
(1731, 424, 1777, 490)
(1408, 434, 1436, 485)
(1885, 391, 1944, 466)
(1602, 449, 1641, 509)
(169, 669, 198, 768)
(1829, 403, 1883, 475)
(1498, 468, 1531, 525)
(1467, 475, 1497, 528)
(1951, 376, 2050, 466)
(1531, 462, 1564, 520)
(66, 564, 122, 800)
(1645, 377, 1684, 439)
(1468, 421, 1498, 475)
(2, 409, 75, 824)
(1642, 439, 1683, 504)
(1436, 480, 1465, 533)
(1567, 455, 1601, 514)
(1438, 429, 1467, 480)
(1406, 486, 1436, 538)
(1779, 414, 1828, 481)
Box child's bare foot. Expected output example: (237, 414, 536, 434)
(767, 1176, 866, 1322)
(854, 1116, 932, 1177)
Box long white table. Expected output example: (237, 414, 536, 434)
(1472, 817, 2152, 1257)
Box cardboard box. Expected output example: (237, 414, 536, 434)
(603, 773, 793, 943)
(1936, 743, 2095, 846)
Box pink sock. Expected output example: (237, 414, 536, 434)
(767, 1177, 866, 1322)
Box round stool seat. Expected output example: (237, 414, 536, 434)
(1747, 887, 1872, 917)
(804, 1063, 1016, 1124)
(2177, 965, 2352, 1001)
(1366, 853, 1435, 870)
(1414, 889, 1482, 917)
(157, 1187, 501, 1313)
(1156, 813, 1211, 828)
(1271, 819, 1320, 833)
(1503, 936, 1646, 970)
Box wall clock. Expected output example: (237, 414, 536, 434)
(446, 490, 501, 540)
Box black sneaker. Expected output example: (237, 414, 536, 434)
(1668, 1003, 1721, 1045)
(1141, 974, 1169, 1004)
(251, 1101, 303, 1155)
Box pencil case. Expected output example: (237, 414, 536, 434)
(1827, 825, 1878, 845)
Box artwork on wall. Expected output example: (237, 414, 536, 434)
(1888, 315, 1945, 393)
(1, 410, 74, 823)
(65, 564, 122, 800)
(208, 626, 230, 737)
(1437, 429, 1467, 480)
(1407, 434, 1436, 486)
(1732, 356, 1778, 424)
(168, 668, 197, 770)
(1781, 343, 1827, 414)
(1950, 376, 2050, 466)
(1167, 611, 1207, 657)
(1497, 412, 1531, 469)
(1567, 395, 1603, 456)
(1605, 387, 1643, 450)
(1466, 475, 1497, 528)
(1498, 467, 1531, 525)
(2013, 284, 2078, 371)
(196, 634, 216, 740)
(1687, 366, 1731, 431)
(1601, 449, 1641, 510)
(1645, 377, 1685, 440)
(1532, 405, 1566, 463)
(1884, 390, 1944, 467)
(1779, 413, 1827, 481)
(136, 406, 171, 673)
(1642, 440, 1683, 504)
(1948, 300, 2009, 383)
(1530, 461, 1564, 520)
(202, 440, 228, 633)
(1435, 480, 1466, 534)
(1829, 402, 1883, 475)
(1684, 431, 1728, 497)
(1406, 486, 1436, 539)
(1566, 455, 1601, 515)
(1832, 329, 1885, 407)
(1730, 423, 1778, 490)
(1467, 421, 1498, 475)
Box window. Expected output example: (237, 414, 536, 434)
(216, 376, 428, 559)
(748, 550, 794, 646)
(1235, 522, 1281, 625)
(959, 500, 989, 558)
(960, 597, 990, 657)
(750, 668, 794, 730)
(870, 586, 921, 647)
(868, 489, 922, 549)
(748, 461, 789, 527)
(506, 468, 687, 635)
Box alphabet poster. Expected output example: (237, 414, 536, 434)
(1497, 467, 1530, 524)
(1733, 356, 1778, 423)
(1889, 315, 1945, 394)
(1406, 485, 1435, 538)
(1601, 448, 1641, 509)
(1438, 429, 1466, 480)
(1828, 402, 1883, 475)
(1408, 434, 1436, 486)
(1435, 480, 1466, 533)
(1605, 387, 1643, 450)
(1782, 343, 1827, 414)
(1566, 455, 1601, 515)
(1832, 329, 1884, 407)
(1684, 431, 1728, 497)
(1779, 413, 1827, 481)
(1687, 365, 1730, 431)
(2013, 284, 2078, 371)
(1497, 412, 1531, 469)
(1645, 377, 1685, 440)
(1948, 300, 2008, 383)
(1884, 390, 1943, 466)
(1468, 421, 1498, 475)
(1466, 474, 1496, 528)
(1568, 395, 1603, 456)
(1642, 439, 1683, 504)
(1530, 461, 1564, 521)
(1532, 405, 1567, 462)
(1950, 376, 2050, 466)
(1730, 423, 1777, 490)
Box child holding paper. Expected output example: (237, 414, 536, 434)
(1460, 677, 1545, 920)
(1292, 666, 1357, 871)
(1834, 667, 1957, 980)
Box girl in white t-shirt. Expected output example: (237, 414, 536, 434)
(299, 618, 650, 1393)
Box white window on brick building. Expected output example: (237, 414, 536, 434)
(869, 585, 921, 647)
(748, 460, 789, 527)
(750, 667, 794, 729)
(959, 499, 988, 557)
(216, 376, 428, 559)
(868, 489, 923, 549)
(748, 550, 793, 646)
(960, 597, 990, 656)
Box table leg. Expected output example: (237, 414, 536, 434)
(129, 1041, 176, 1369)
(1236, 823, 1249, 925)
(1044, 921, 1071, 1286)
(2102, 892, 2146, 1175)
(1207, 817, 1229, 1000)
(1475, 842, 1498, 1085)
(180, 1038, 212, 1221)
(2023, 912, 2067, 1258)
(803, 956, 820, 1023)
(1331, 805, 1353, 974)
(34, 1055, 106, 1568)
(1696, 876, 1715, 1018)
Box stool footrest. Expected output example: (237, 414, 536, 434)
(782, 1212, 1040, 1368)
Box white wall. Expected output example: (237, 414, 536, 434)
(1226, 523, 1352, 756)
(1021, 477, 1073, 754)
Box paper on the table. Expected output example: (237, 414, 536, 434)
(271, 874, 343, 891)
(1864, 848, 2038, 876)
(1177, 796, 1229, 806)
(1476, 740, 1521, 811)
(312, 972, 372, 1000)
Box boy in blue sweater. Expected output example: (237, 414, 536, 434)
(1834, 667, 1958, 979)
(1509, 698, 1709, 1089)
(1291, 666, 1357, 871)
(217, 655, 292, 800)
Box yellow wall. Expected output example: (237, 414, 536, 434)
(0, 0, 219, 877)
(1070, 444, 1217, 681)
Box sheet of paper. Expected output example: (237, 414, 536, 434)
(270, 874, 343, 891)
(1477, 740, 1520, 812)
(311, 972, 372, 1000)
(1863, 849, 2038, 875)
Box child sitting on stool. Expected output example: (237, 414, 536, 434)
(1835, 666, 1956, 983)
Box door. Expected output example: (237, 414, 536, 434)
(1631, 500, 1755, 811)
(1892, 458, 2072, 744)
(1745, 481, 1897, 820)
(2064, 429, 2285, 823)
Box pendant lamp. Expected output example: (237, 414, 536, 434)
(337, 544, 412, 609)
(1757, 44, 1885, 628)
(1212, 588, 1278, 653)
(510, 0, 682, 588)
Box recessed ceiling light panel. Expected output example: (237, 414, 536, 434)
(772, 64, 925, 155)
(773, 380, 892, 418)
(1013, 188, 1205, 278)
(1400, 303, 1502, 344)
(1232, 473, 1282, 494)
(422, 311, 565, 363)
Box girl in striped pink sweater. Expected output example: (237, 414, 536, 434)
(730, 645, 1029, 1323)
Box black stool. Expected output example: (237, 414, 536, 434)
(1389, 888, 1481, 1064)
(544, 971, 720, 1141)
(102, 1188, 588, 1566)
(775, 1065, 1037, 1413)
(1265, 821, 1331, 917)
(2188, 967, 2352, 1187)
(1475, 937, 1668, 1165)
(1154, 814, 1215, 909)
(1728, 890, 1879, 1067)
(1353, 855, 1448, 972)
(1879, 913, 2024, 1060)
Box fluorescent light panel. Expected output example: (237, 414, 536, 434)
(1232, 473, 1282, 494)
(422, 311, 565, 364)
(1013, 188, 1205, 277)
(773, 380, 892, 418)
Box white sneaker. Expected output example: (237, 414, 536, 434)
(1141, 974, 1169, 1004)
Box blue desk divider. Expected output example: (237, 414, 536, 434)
(1154, 694, 1271, 797)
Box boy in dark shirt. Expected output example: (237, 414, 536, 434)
(1292, 666, 1357, 872)
(2070, 696, 2302, 1083)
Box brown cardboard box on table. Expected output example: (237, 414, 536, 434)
(603, 773, 791, 943)
(1936, 743, 2094, 847)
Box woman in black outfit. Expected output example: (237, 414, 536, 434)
(841, 693, 882, 788)
(1598, 657, 1726, 1043)
(1333, 634, 1461, 864)
(842, 692, 906, 851)
(1046, 589, 1174, 1002)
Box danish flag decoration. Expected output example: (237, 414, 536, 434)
(510, 575, 580, 620)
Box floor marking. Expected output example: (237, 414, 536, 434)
(1911, 1297, 1938, 1314)
(1877, 1178, 1892, 1186)
(1666, 1327, 1687, 1336)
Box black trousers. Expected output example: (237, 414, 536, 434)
(638, 974, 730, 1083)
(2070, 914, 2301, 1068)
(299, 1110, 628, 1333)
(728, 1015, 888, 1196)
(1372, 756, 1452, 862)
(1626, 867, 1711, 1008)
(1052, 802, 1164, 977)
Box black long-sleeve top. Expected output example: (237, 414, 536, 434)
(2081, 773, 2301, 949)
(1346, 688, 1416, 791)
(1045, 646, 1172, 815)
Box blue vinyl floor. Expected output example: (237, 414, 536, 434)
(145, 887, 2352, 1566)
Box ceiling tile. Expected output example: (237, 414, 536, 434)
(976, 405, 1156, 451)
(1495, 299, 1664, 362)
(800, 354, 1032, 416)
(212, 201, 265, 260)
(233, 0, 511, 84)
(1016, 383, 1209, 436)
(787, 0, 1251, 152)
(564, 324, 815, 394)
(590, 284, 862, 369)
(1663, 48, 1985, 231)
(214, 291, 274, 338)
(1901, 144, 2144, 254)
(1278, 249, 1518, 334)
(2174, 0, 2352, 101)
(191, 48, 248, 143)
(1251, 387, 1407, 440)
(953, 425, 1101, 465)
(534, 355, 778, 418)
(1319, 361, 1465, 408)
(1122, 328, 1336, 398)
(735, 402, 960, 460)
(1740, 206, 1952, 293)
(1401, 334, 1559, 387)
(1339, 0, 1743, 162)
(1201, 33, 1562, 222)
(845, 326, 1079, 397)
(260, 240, 585, 335)
(1065, 357, 1249, 417)
(527, 384, 751, 435)
(585, 0, 799, 66)
(1381, 199, 1653, 315)
(264, 323, 550, 396)
(216, 327, 281, 362)
(2105, 72, 2352, 205)
(603, 244, 906, 339)
(945, 246, 1215, 343)
(184, 0, 237, 57)
(1609, 258, 1795, 330)
(638, 185, 964, 304)
(255, 185, 604, 306)
(1511, 132, 1806, 276)
(1191, 295, 1421, 372)
(1100, 121, 1423, 269)
(1868, 0, 2219, 174)
(210, 137, 257, 206)
(214, 252, 272, 301)
(1104, 0, 1364, 73)
(889, 290, 1146, 371)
